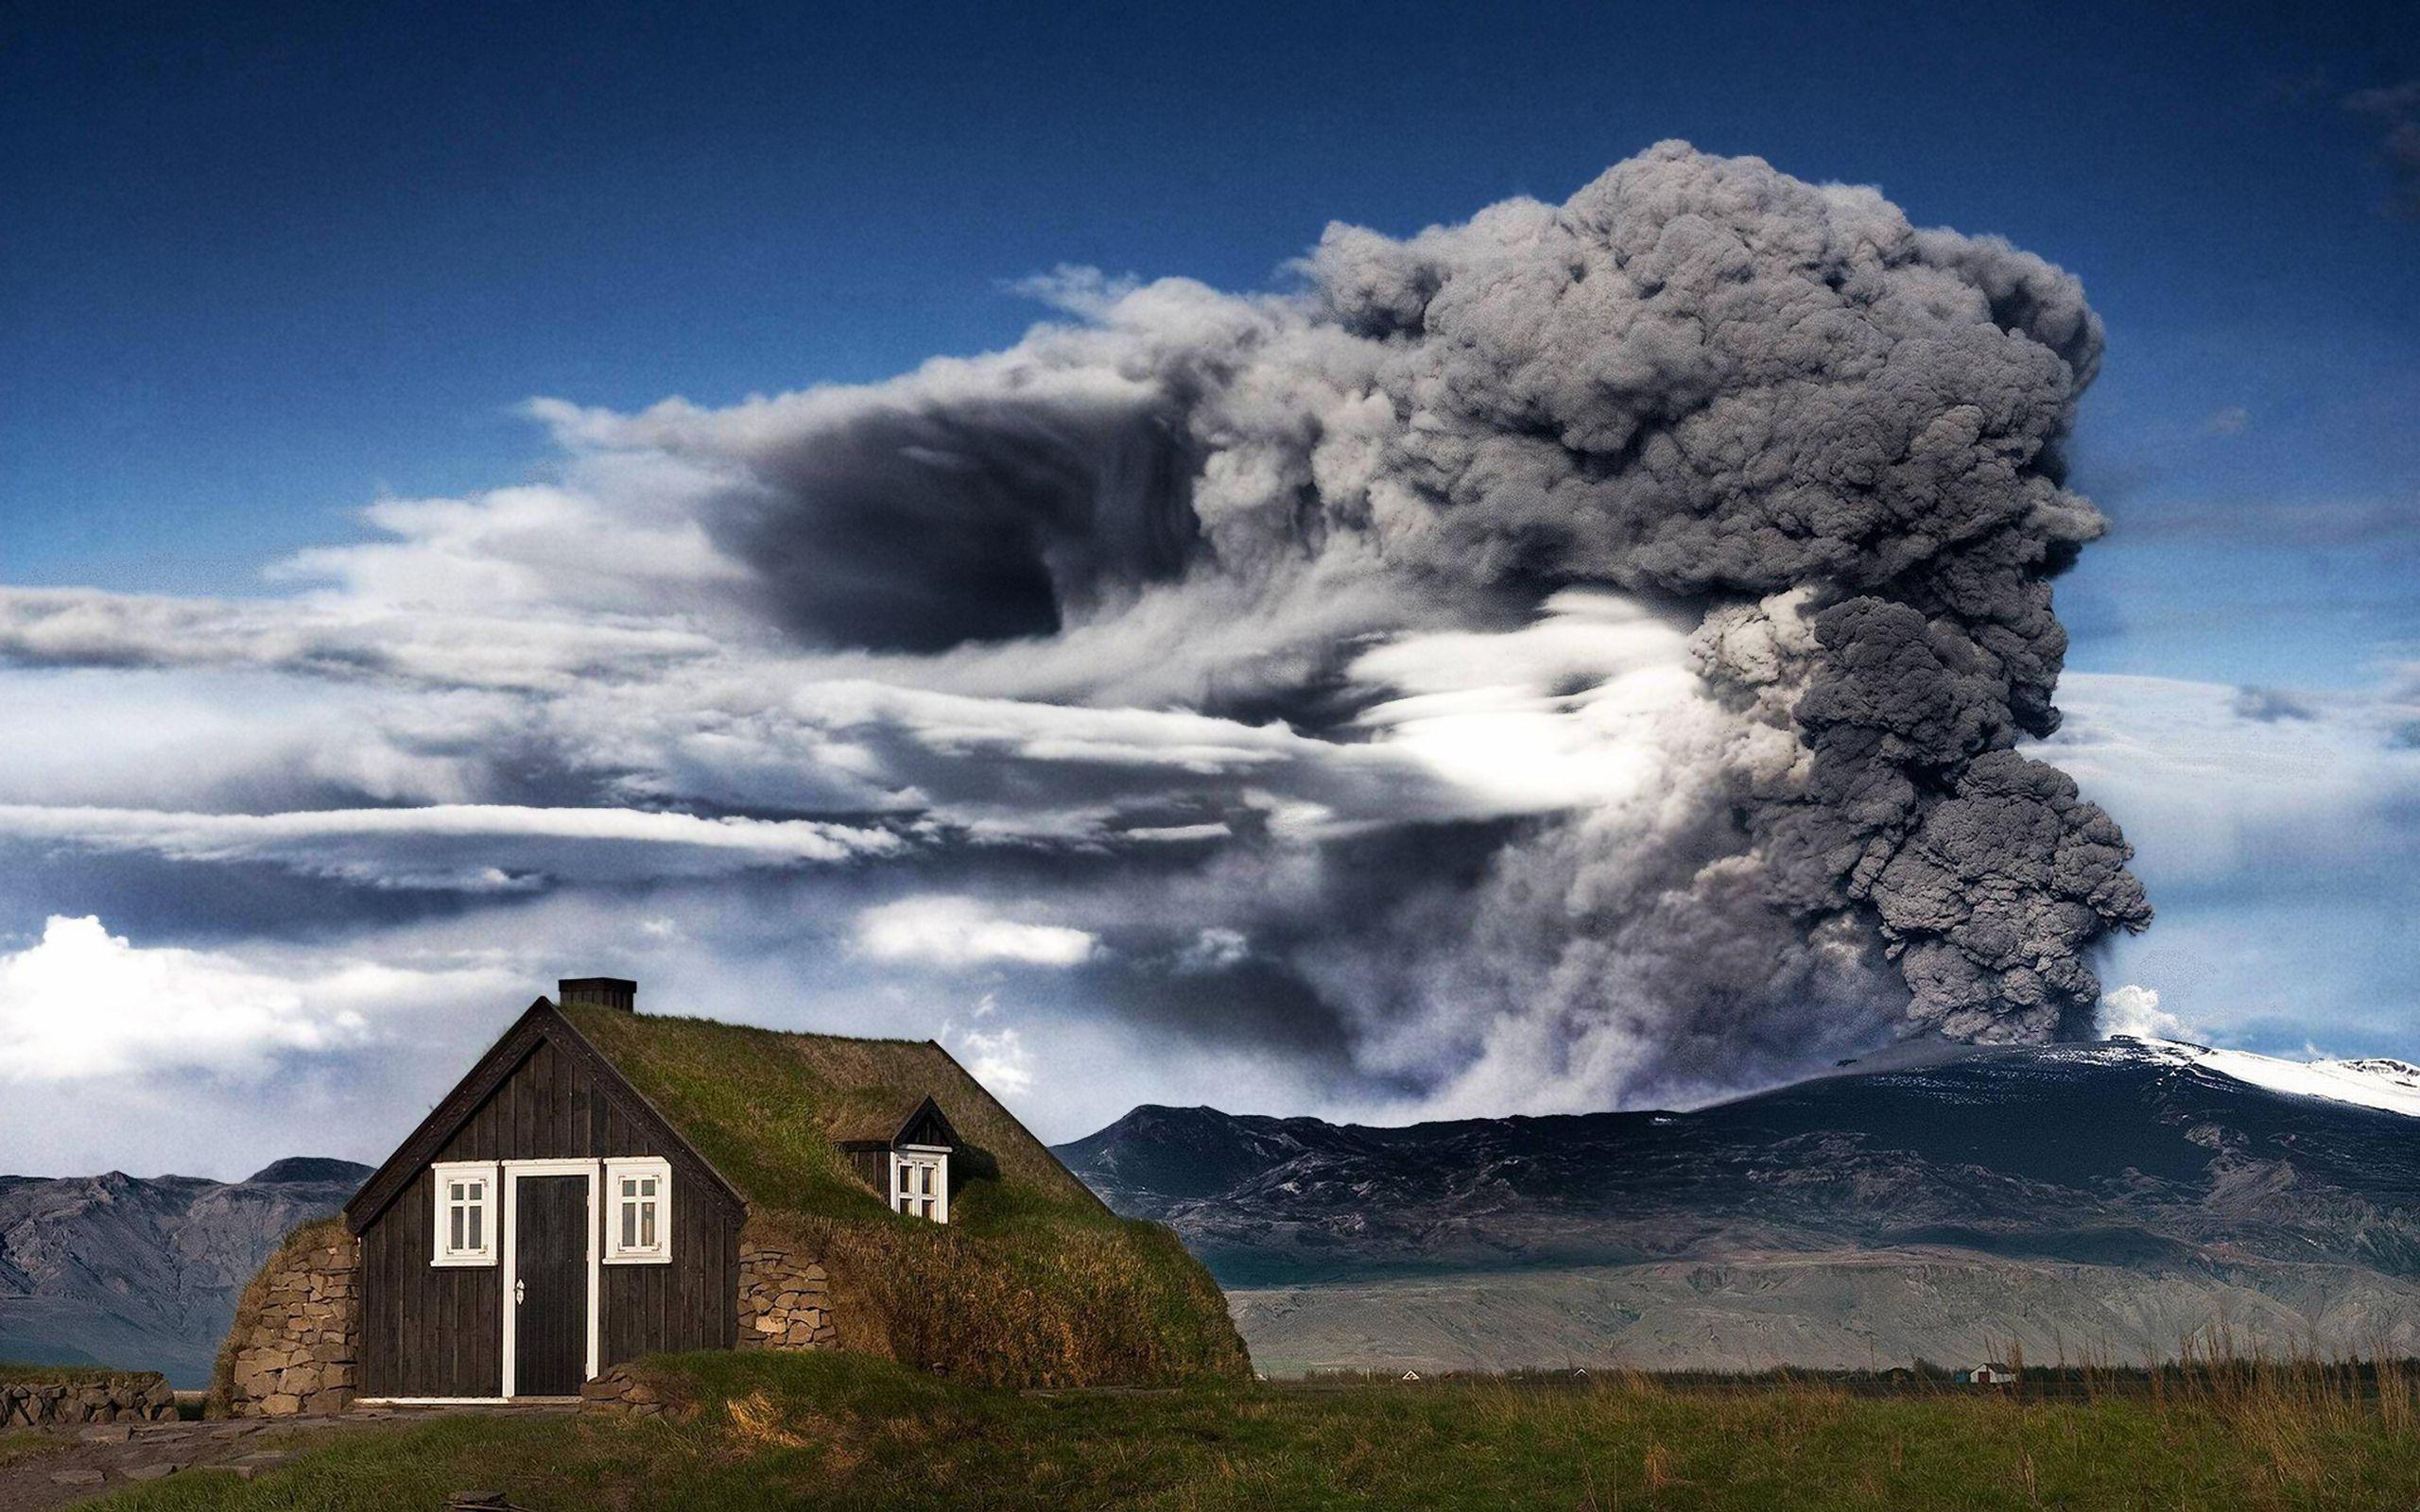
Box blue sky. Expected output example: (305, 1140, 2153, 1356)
(9, 1, 2413, 655)
(1, 2, 2413, 1175)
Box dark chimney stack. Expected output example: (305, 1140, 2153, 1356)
(558, 976, 637, 1013)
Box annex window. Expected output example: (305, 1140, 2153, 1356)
(604, 1158, 672, 1263)
(431, 1160, 497, 1266)
(890, 1147, 949, 1224)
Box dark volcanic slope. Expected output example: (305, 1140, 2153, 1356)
(0, 1160, 369, 1385)
(1055, 1041, 2420, 1288)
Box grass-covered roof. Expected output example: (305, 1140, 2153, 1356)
(558, 1000, 1248, 1385)
(558, 1003, 1107, 1235)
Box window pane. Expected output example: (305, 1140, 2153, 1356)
(621, 1177, 637, 1198)
(640, 1203, 657, 1248)
(450, 1205, 464, 1252)
(640, 1177, 656, 1197)
(621, 1202, 636, 1249)
(468, 1205, 482, 1251)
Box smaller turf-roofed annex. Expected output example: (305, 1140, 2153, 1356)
(217, 976, 1244, 1414)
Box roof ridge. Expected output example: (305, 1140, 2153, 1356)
(558, 1001, 936, 1048)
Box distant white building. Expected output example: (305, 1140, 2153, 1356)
(1956, 1362, 2018, 1385)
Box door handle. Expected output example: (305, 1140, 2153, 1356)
(514, 1280, 526, 1305)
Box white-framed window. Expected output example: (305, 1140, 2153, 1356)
(431, 1160, 498, 1266)
(890, 1146, 949, 1224)
(603, 1157, 672, 1263)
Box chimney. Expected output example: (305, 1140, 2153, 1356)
(558, 976, 637, 1013)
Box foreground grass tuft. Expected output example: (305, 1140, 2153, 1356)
(0, 1362, 147, 1385)
(85, 1349, 2420, 1511)
(0, 1431, 71, 1470)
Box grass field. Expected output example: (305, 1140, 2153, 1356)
(84, 1349, 2420, 1511)
(0, 1430, 70, 1470)
(0, 1362, 142, 1384)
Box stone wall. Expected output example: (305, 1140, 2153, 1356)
(736, 1241, 837, 1351)
(220, 1230, 360, 1418)
(0, 1373, 174, 1427)
(579, 1364, 684, 1419)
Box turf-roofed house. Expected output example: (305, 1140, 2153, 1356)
(213, 977, 1245, 1416)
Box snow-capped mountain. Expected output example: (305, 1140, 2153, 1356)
(2153, 1040, 2420, 1119)
(1054, 1040, 2420, 1373)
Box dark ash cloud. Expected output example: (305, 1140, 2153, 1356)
(564, 142, 2150, 1089)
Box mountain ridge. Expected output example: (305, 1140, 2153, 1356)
(1052, 1040, 2420, 1372)
(0, 1159, 369, 1384)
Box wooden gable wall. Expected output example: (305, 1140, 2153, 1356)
(356, 1019, 743, 1399)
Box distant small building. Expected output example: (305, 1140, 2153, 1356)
(1955, 1363, 2018, 1385)
(1399, 1369, 1423, 1383)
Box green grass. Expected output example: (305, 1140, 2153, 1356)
(0, 1362, 140, 1384)
(0, 1431, 71, 1470)
(86, 1350, 2420, 1511)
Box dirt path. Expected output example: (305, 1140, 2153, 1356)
(0, 1405, 575, 1511)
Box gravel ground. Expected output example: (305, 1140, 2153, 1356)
(0, 1405, 575, 1512)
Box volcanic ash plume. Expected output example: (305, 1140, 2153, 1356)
(602, 141, 2151, 1104)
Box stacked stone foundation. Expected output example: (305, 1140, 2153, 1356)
(736, 1242, 838, 1351)
(220, 1232, 361, 1418)
(579, 1364, 683, 1419)
(0, 1374, 175, 1427)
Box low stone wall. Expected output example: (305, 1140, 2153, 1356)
(0, 1373, 175, 1427)
(579, 1364, 686, 1419)
(736, 1241, 838, 1351)
(220, 1230, 361, 1418)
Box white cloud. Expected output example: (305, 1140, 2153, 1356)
(0, 802, 903, 888)
(952, 1023, 1035, 1096)
(1344, 591, 1718, 819)
(2040, 671, 2420, 880)
(0, 916, 508, 1084)
(854, 897, 1098, 970)
(2100, 983, 2194, 1040)
(1176, 927, 1251, 973)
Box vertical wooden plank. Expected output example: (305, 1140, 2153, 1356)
(510, 1050, 529, 1160)
(557, 1043, 577, 1157)
(361, 1218, 383, 1397)
(720, 1207, 739, 1349)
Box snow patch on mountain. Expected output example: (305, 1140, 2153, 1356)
(2182, 1043, 2420, 1119)
(2097, 1034, 2420, 1119)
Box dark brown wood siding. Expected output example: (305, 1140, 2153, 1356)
(601, 1166, 738, 1364)
(358, 1163, 503, 1399)
(356, 1023, 743, 1398)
